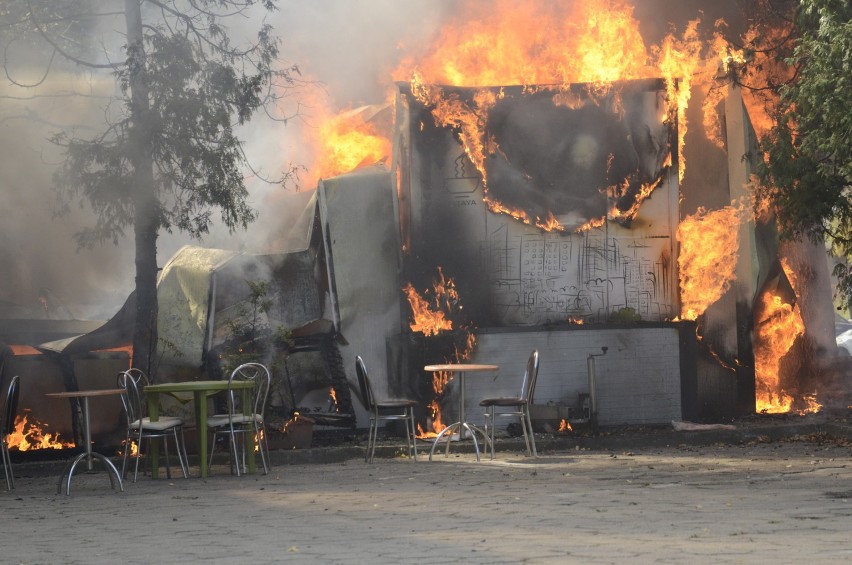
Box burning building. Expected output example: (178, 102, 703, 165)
(2, 1, 847, 457)
(310, 82, 844, 431)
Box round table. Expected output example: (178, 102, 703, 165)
(424, 364, 499, 462)
(45, 388, 126, 495)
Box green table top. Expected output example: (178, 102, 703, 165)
(144, 380, 254, 393)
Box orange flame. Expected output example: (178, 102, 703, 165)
(677, 202, 746, 320)
(702, 20, 794, 146)
(395, 0, 710, 224)
(418, 333, 477, 439)
(7, 411, 73, 451)
(396, 0, 664, 88)
(754, 293, 804, 413)
(558, 419, 573, 433)
(329, 387, 339, 413)
(119, 439, 139, 458)
(405, 268, 477, 437)
(402, 266, 459, 336)
(293, 86, 394, 189)
(314, 106, 392, 181)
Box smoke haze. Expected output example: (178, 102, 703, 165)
(0, 0, 744, 322)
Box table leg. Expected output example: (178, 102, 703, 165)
(82, 398, 94, 472)
(58, 398, 124, 495)
(428, 371, 485, 461)
(458, 372, 466, 428)
(196, 391, 208, 478)
(428, 421, 460, 461)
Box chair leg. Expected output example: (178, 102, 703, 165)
(229, 428, 242, 477)
(366, 416, 377, 463)
(178, 428, 190, 476)
(518, 411, 531, 456)
(2, 441, 14, 490)
(263, 430, 272, 473)
(162, 436, 173, 480)
(120, 434, 131, 480)
(208, 430, 215, 473)
(172, 428, 188, 478)
(408, 409, 418, 461)
(256, 424, 270, 474)
(402, 413, 411, 460)
(239, 431, 247, 475)
(133, 431, 144, 482)
(524, 406, 537, 457)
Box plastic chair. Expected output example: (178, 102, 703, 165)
(355, 356, 418, 463)
(207, 363, 271, 476)
(117, 369, 189, 481)
(2, 375, 20, 491)
(479, 350, 539, 459)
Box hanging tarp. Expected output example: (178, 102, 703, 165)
(156, 246, 237, 366)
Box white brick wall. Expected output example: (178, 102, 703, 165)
(459, 327, 682, 428)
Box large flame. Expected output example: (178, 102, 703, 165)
(677, 202, 745, 320)
(392, 0, 712, 227)
(292, 1, 812, 417)
(402, 266, 459, 336)
(397, 0, 663, 87)
(292, 85, 394, 188)
(403, 268, 477, 437)
(313, 106, 392, 181)
(8, 412, 73, 451)
(702, 20, 794, 147)
(754, 293, 805, 413)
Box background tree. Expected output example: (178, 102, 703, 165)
(754, 0, 852, 306)
(2, 1, 298, 375)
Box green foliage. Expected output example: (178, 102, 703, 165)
(225, 279, 275, 350)
(756, 0, 852, 305)
(608, 307, 641, 324)
(222, 278, 293, 350)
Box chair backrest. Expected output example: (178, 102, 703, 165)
(354, 356, 375, 412)
(117, 368, 149, 425)
(228, 363, 271, 418)
(2, 375, 20, 437)
(519, 350, 540, 403)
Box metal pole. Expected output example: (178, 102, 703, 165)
(587, 347, 608, 427)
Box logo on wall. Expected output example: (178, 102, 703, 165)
(444, 154, 480, 207)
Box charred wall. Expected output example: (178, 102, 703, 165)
(397, 79, 680, 328)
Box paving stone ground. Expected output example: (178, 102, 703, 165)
(2, 431, 851, 565)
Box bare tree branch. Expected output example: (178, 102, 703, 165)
(25, 0, 121, 70)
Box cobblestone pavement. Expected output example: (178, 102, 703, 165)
(2, 435, 851, 564)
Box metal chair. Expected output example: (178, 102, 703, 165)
(207, 363, 271, 476)
(479, 350, 539, 459)
(117, 369, 189, 481)
(355, 356, 418, 463)
(2, 375, 20, 491)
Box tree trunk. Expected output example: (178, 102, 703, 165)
(125, 0, 159, 377)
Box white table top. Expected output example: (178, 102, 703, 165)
(424, 364, 499, 372)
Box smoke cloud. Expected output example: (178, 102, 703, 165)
(0, 0, 744, 322)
